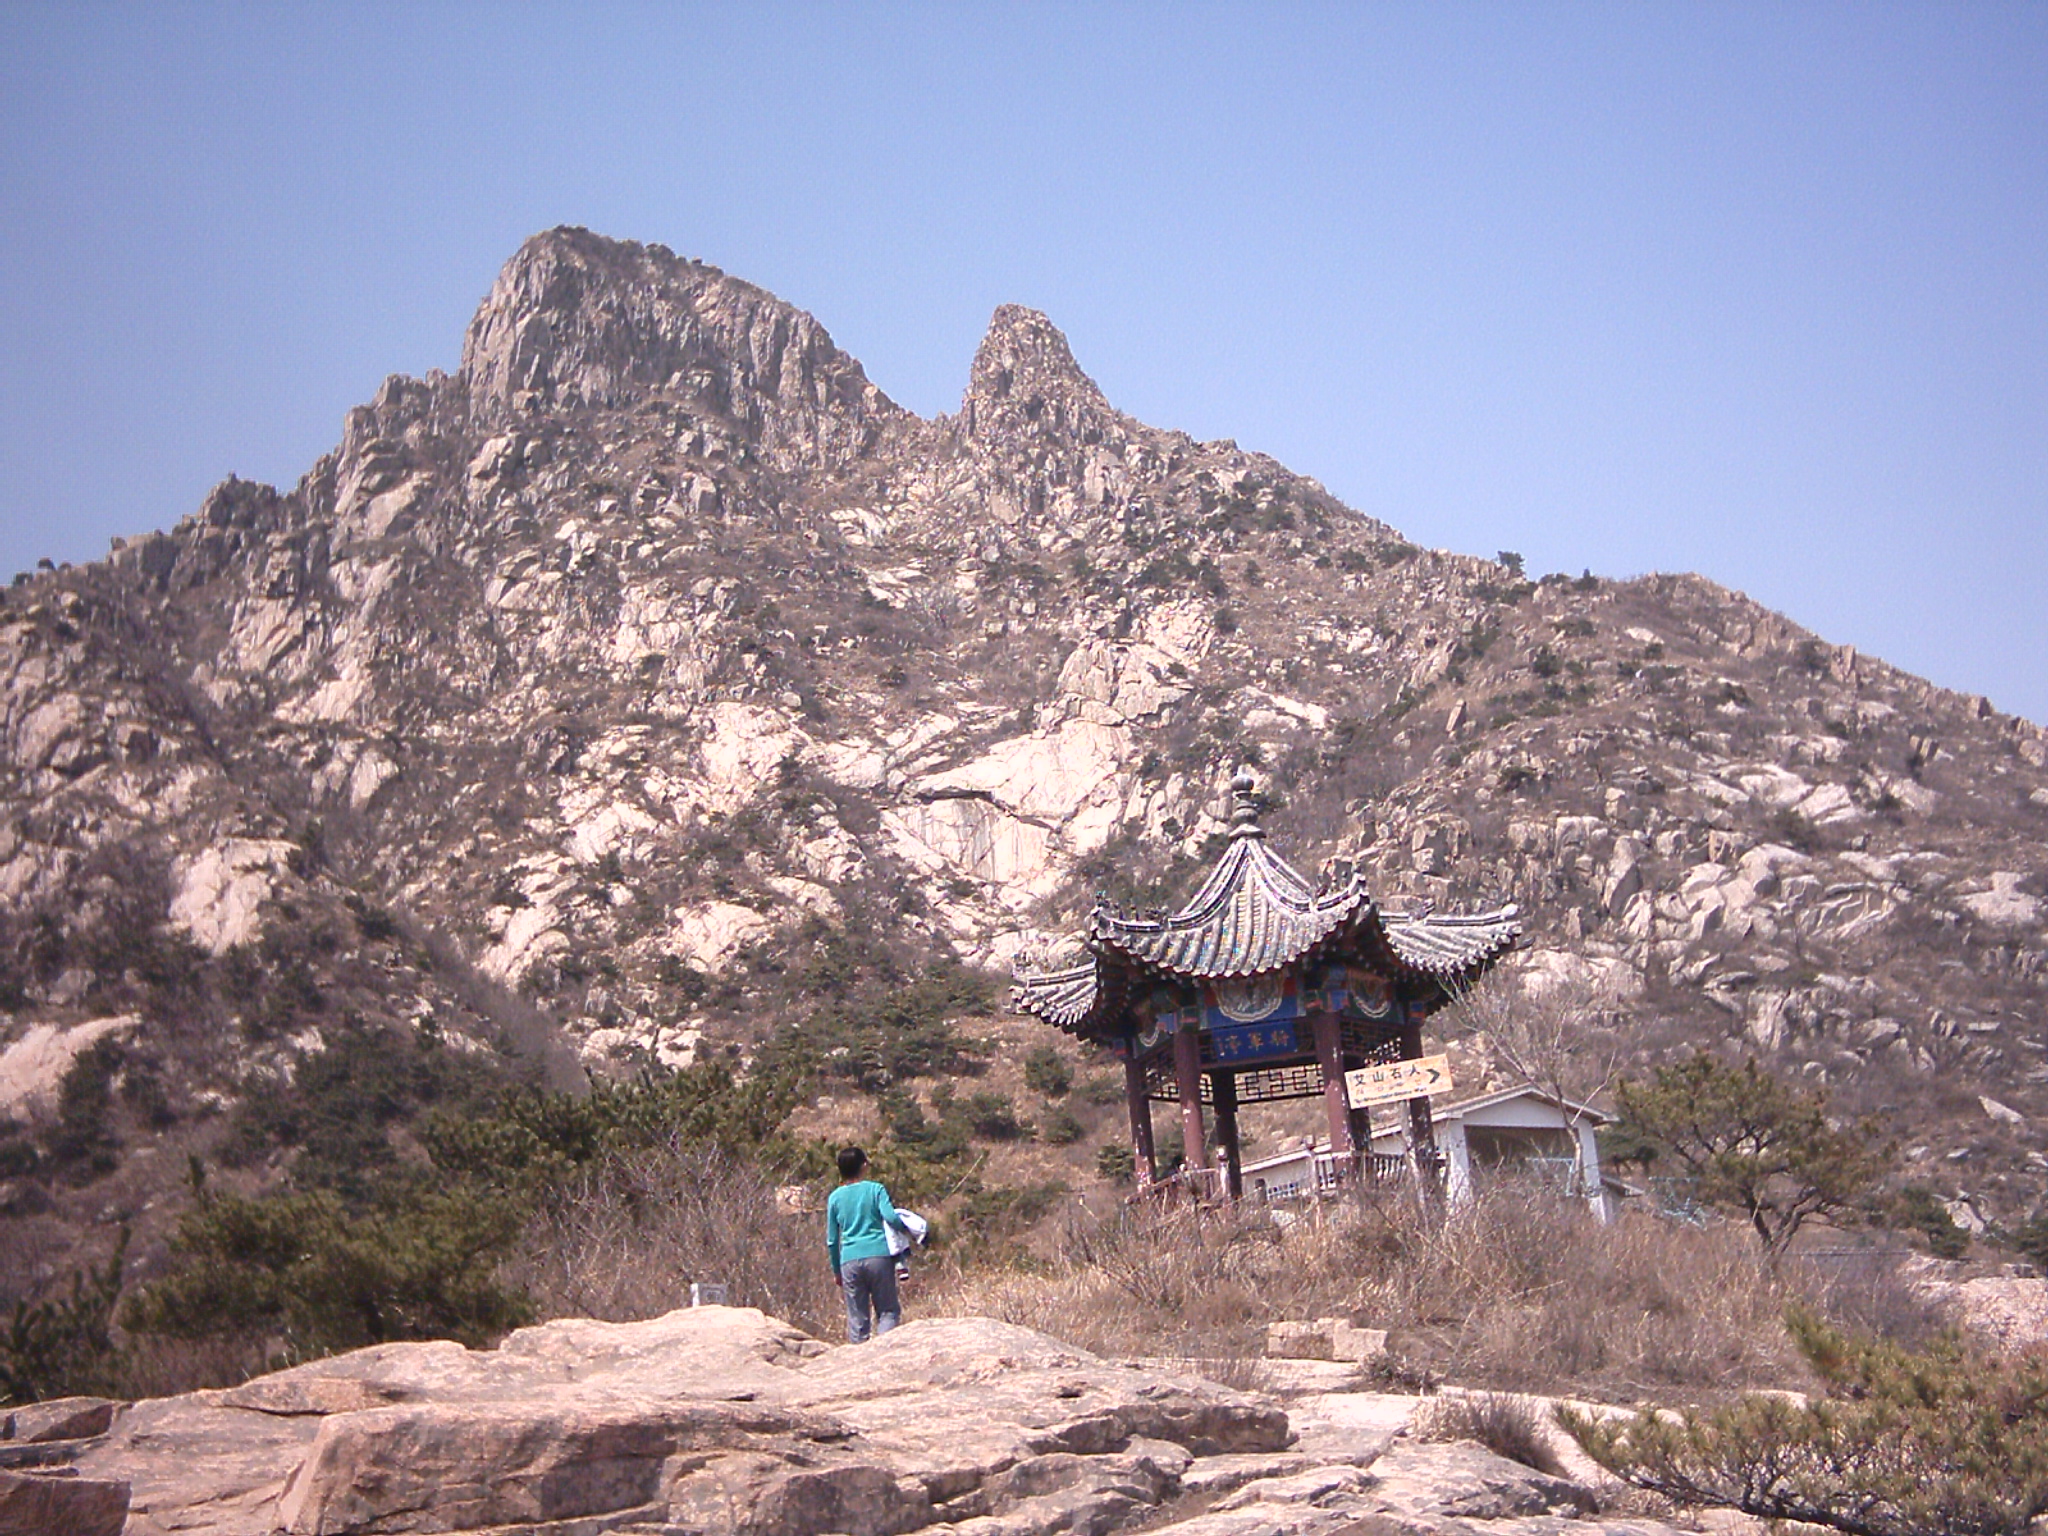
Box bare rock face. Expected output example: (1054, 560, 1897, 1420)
(65, 1307, 1698, 1536)
(460, 226, 908, 471)
(1, 223, 2045, 1290)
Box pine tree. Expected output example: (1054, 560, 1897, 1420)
(1559, 1307, 2048, 1536)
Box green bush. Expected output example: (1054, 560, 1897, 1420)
(0, 1130, 37, 1179)
(1614, 1052, 1885, 1252)
(1041, 1107, 1085, 1146)
(876, 1090, 969, 1164)
(951, 1179, 1070, 1255)
(1096, 1144, 1136, 1184)
(120, 1051, 819, 1380)
(764, 963, 995, 1091)
(2013, 1214, 2048, 1272)
(1077, 1074, 1125, 1107)
(1560, 1307, 2048, 1535)
(423, 1060, 805, 1194)
(961, 1091, 1030, 1142)
(1, 1231, 126, 1406)
(46, 1038, 122, 1183)
(229, 1015, 503, 1197)
(1888, 1185, 1970, 1260)
(1023, 1045, 1072, 1099)
(125, 1185, 529, 1360)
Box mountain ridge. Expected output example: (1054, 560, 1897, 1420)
(1, 226, 2043, 1298)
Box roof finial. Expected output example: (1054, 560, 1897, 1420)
(1229, 768, 1265, 839)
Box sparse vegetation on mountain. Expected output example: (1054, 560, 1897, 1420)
(936, 1180, 1932, 1396)
(0, 225, 2044, 1414)
(124, 1184, 529, 1361)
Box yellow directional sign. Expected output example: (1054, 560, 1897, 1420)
(1344, 1054, 1453, 1109)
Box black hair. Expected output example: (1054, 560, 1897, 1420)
(837, 1146, 868, 1180)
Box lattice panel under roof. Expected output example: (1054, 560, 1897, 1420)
(1145, 1058, 1331, 1104)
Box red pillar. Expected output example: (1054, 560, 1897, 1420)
(1211, 1070, 1243, 1201)
(1174, 1025, 1209, 1177)
(1123, 1054, 1157, 1186)
(1347, 1099, 1375, 1178)
(1310, 1010, 1355, 1161)
(1400, 1010, 1443, 1206)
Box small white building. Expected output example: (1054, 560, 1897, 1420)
(1242, 1083, 1614, 1221)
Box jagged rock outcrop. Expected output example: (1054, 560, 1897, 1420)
(44, 1306, 1693, 1536)
(1, 225, 2045, 1289)
(461, 227, 909, 470)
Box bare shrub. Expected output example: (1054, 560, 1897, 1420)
(1787, 1245, 1949, 1349)
(1415, 1391, 1568, 1477)
(1444, 970, 1627, 1122)
(112, 1334, 274, 1401)
(505, 1138, 838, 1339)
(928, 1179, 1923, 1398)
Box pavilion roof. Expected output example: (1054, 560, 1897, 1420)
(1011, 773, 1520, 1036)
(1087, 831, 1371, 978)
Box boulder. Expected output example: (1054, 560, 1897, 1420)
(276, 1398, 849, 1536)
(0, 1467, 128, 1536)
(1267, 1320, 1335, 1360)
(1364, 1436, 1595, 1521)
(0, 1395, 118, 1443)
(81, 1309, 1291, 1536)
(61, 1304, 1727, 1536)
(1265, 1319, 1388, 1366)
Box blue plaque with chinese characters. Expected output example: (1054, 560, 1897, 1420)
(1206, 1020, 1300, 1063)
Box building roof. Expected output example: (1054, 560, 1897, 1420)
(1429, 1082, 1610, 1125)
(1011, 773, 1520, 1037)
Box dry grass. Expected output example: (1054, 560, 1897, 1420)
(924, 1178, 1943, 1401)
(505, 1139, 841, 1339)
(1414, 1391, 1569, 1477)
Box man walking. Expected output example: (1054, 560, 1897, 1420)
(826, 1146, 908, 1342)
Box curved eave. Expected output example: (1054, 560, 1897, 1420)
(1010, 958, 1126, 1038)
(1376, 907, 1522, 994)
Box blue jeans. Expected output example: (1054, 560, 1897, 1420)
(840, 1254, 901, 1343)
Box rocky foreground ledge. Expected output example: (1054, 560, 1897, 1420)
(6, 1307, 1704, 1536)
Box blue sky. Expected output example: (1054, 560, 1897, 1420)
(3, 4, 2044, 720)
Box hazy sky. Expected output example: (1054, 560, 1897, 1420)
(3, 4, 2043, 720)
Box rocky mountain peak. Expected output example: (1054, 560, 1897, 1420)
(3, 227, 2047, 1320)
(961, 304, 1119, 447)
(460, 226, 906, 470)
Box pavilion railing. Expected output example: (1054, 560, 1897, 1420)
(1135, 1165, 1227, 1207)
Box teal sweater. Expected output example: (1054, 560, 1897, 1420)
(826, 1179, 903, 1272)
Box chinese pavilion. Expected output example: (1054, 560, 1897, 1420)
(1012, 773, 1521, 1199)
